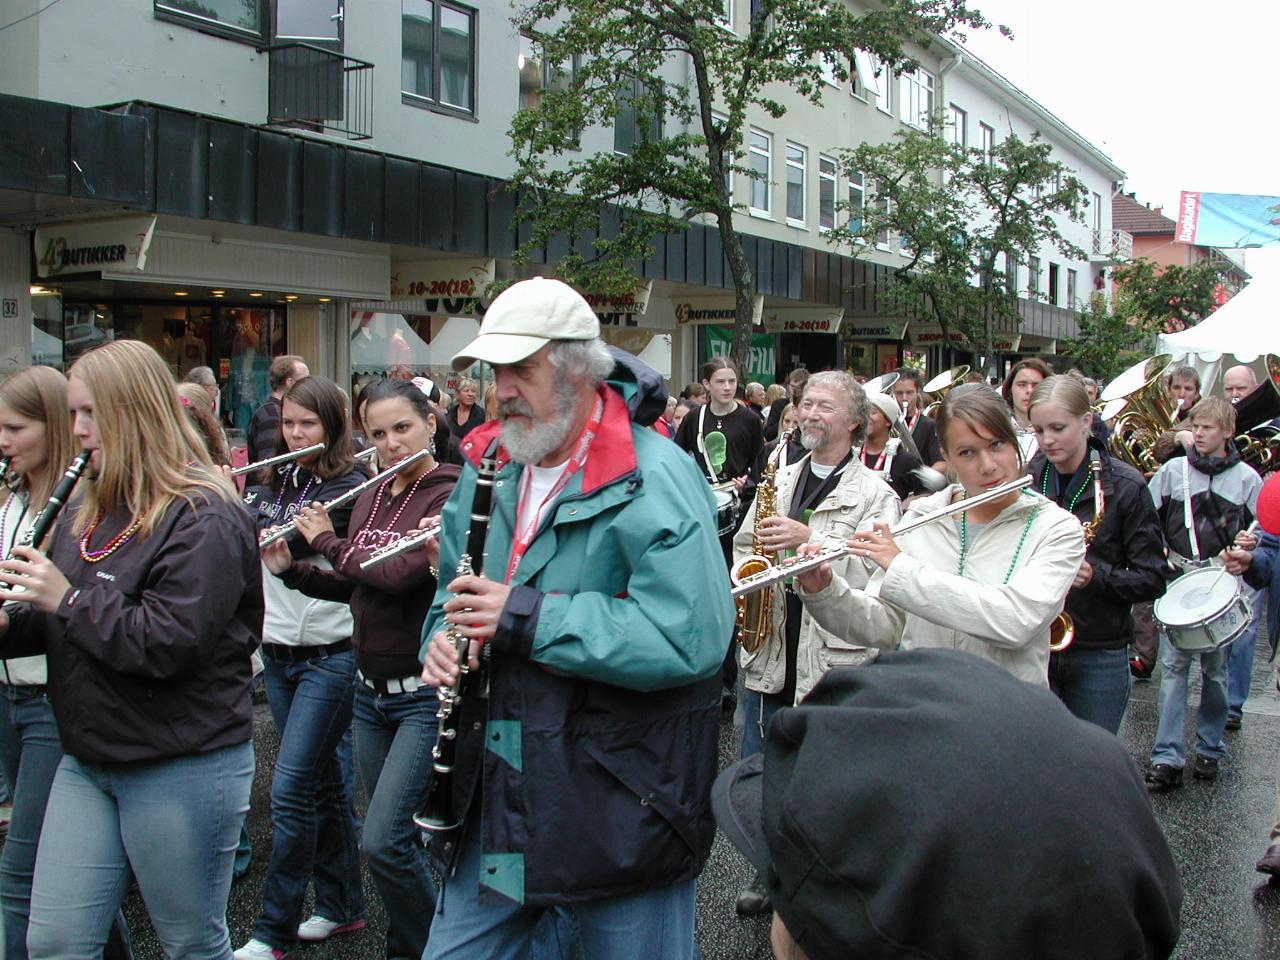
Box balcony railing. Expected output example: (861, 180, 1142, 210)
(1090, 228, 1133, 264)
(264, 43, 373, 141)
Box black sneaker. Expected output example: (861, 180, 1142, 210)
(1225, 715, 1243, 731)
(1192, 754, 1219, 781)
(735, 873, 772, 916)
(1145, 763, 1183, 792)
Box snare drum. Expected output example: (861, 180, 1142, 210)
(1153, 565, 1252, 654)
(713, 488, 739, 537)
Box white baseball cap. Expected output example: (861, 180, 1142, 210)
(451, 277, 599, 372)
(867, 392, 902, 424)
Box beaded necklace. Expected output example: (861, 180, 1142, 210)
(0, 493, 27, 555)
(358, 461, 436, 537)
(1039, 460, 1089, 513)
(267, 465, 318, 523)
(79, 512, 143, 563)
(956, 490, 1040, 582)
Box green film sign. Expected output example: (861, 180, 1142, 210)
(704, 327, 776, 386)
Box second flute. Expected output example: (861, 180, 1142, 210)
(259, 449, 430, 548)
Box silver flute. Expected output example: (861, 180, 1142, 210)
(358, 518, 442, 570)
(231, 443, 326, 477)
(259, 448, 430, 548)
(730, 475, 1033, 598)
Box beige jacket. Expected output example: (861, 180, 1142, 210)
(800, 485, 1084, 687)
(733, 455, 900, 703)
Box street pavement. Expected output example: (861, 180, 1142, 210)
(103, 632, 1280, 959)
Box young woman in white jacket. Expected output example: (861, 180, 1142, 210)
(795, 384, 1084, 686)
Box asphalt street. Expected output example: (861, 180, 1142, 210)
(89, 631, 1280, 959)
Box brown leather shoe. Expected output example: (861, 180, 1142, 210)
(1256, 844, 1280, 876)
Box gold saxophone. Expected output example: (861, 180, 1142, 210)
(730, 430, 793, 654)
(1049, 452, 1106, 654)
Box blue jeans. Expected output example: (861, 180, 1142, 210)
(1048, 646, 1132, 735)
(1227, 584, 1266, 719)
(422, 823, 697, 960)
(26, 741, 252, 960)
(740, 688, 787, 760)
(352, 680, 439, 959)
(1151, 631, 1230, 768)
(0, 686, 133, 960)
(256, 651, 364, 949)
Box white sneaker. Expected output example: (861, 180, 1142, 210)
(232, 940, 292, 960)
(296, 914, 366, 942)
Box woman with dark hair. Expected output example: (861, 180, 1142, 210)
(1028, 376, 1166, 732)
(261, 378, 459, 959)
(795, 384, 1084, 685)
(0, 342, 259, 958)
(236, 376, 367, 960)
(1001, 358, 1053, 462)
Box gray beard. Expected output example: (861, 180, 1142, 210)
(800, 425, 829, 452)
(498, 380, 578, 465)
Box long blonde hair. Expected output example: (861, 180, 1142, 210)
(70, 341, 234, 535)
(0, 365, 77, 509)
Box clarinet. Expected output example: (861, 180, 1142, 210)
(11, 451, 92, 555)
(414, 439, 501, 833)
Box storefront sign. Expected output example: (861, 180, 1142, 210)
(992, 335, 1022, 353)
(1019, 336, 1057, 356)
(843, 316, 910, 340)
(674, 295, 764, 327)
(704, 326, 776, 386)
(35, 215, 156, 278)
(760, 307, 845, 336)
(908, 323, 969, 348)
(579, 279, 652, 318)
(390, 257, 495, 299)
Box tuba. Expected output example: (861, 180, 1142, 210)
(729, 430, 793, 653)
(1049, 451, 1106, 654)
(922, 365, 970, 417)
(1099, 354, 1177, 474)
(1232, 357, 1280, 472)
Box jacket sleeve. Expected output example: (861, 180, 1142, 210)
(55, 505, 257, 679)
(1244, 533, 1279, 592)
(877, 512, 1084, 650)
(278, 560, 355, 603)
(796, 565, 907, 651)
(419, 475, 470, 658)
(1080, 478, 1167, 604)
(491, 486, 732, 693)
(0, 602, 47, 659)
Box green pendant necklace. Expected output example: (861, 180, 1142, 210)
(956, 490, 1040, 582)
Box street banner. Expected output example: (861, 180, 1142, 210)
(1174, 192, 1280, 248)
(705, 326, 776, 386)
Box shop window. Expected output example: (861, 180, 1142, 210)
(155, 0, 264, 40)
(403, 0, 477, 116)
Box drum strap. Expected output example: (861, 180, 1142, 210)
(1180, 459, 1201, 561)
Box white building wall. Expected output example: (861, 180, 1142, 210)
(0, 229, 33, 371)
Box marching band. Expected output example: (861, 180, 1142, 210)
(0, 323, 1273, 959)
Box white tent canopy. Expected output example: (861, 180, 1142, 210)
(1154, 275, 1280, 391)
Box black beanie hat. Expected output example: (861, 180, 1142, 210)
(713, 649, 1182, 960)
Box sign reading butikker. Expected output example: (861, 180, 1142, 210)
(34, 216, 156, 278)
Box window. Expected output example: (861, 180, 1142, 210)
(818, 55, 840, 88)
(948, 104, 967, 148)
(979, 123, 995, 164)
(1047, 262, 1060, 305)
(716, 0, 732, 28)
(872, 180, 890, 249)
(749, 129, 771, 215)
(517, 34, 577, 110)
(614, 76, 663, 154)
(873, 58, 892, 114)
(1028, 256, 1041, 297)
(818, 156, 837, 231)
(403, 0, 476, 115)
(785, 143, 806, 225)
(847, 171, 865, 235)
(155, 0, 262, 38)
(899, 68, 934, 130)
(1067, 268, 1079, 310)
(850, 50, 877, 101)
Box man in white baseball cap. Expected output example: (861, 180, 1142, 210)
(420, 276, 733, 959)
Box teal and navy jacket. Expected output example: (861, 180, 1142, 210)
(419, 371, 733, 906)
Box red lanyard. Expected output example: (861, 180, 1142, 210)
(904, 410, 918, 432)
(861, 447, 886, 471)
(504, 391, 604, 584)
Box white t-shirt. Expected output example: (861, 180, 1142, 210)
(517, 460, 570, 535)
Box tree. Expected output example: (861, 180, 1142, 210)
(1109, 257, 1231, 335)
(824, 126, 1088, 380)
(1059, 293, 1152, 382)
(508, 0, 996, 376)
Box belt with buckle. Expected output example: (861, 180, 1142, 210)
(260, 639, 352, 664)
(359, 671, 424, 695)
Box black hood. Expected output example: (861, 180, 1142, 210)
(604, 344, 669, 427)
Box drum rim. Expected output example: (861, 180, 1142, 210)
(1154, 567, 1239, 627)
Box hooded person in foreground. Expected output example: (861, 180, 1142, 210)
(713, 648, 1183, 960)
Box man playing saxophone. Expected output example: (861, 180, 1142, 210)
(729, 371, 899, 916)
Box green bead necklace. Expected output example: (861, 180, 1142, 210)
(956, 490, 1040, 582)
(1040, 462, 1088, 513)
